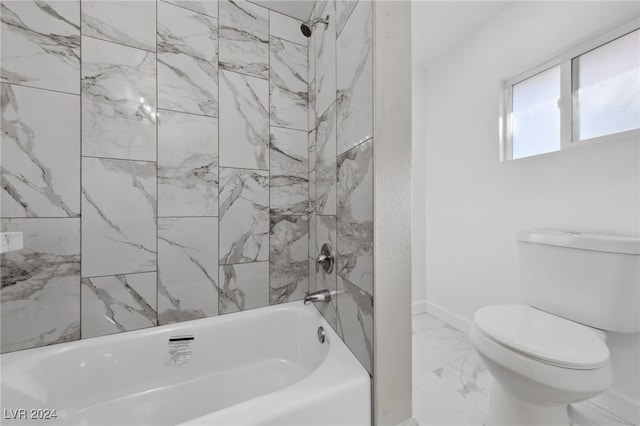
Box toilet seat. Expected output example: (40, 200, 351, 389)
(474, 304, 609, 370)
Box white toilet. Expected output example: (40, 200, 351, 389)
(471, 230, 640, 426)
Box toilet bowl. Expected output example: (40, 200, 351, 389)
(471, 230, 640, 426)
(471, 304, 613, 426)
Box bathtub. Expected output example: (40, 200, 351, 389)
(0, 302, 371, 425)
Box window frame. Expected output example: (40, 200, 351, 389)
(500, 19, 640, 162)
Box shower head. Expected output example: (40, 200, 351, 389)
(300, 15, 329, 38)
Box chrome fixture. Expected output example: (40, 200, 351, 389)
(316, 242, 335, 274)
(317, 326, 326, 344)
(304, 289, 331, 305)
(300, 15, 329, 38)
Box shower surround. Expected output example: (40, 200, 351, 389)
(1, 0, 309, 352)
(0, 0, 374, 379)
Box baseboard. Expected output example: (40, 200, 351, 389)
(425, 300, 473, 334)
(411, 300, 427, 316)
(591, 388, 640, 426)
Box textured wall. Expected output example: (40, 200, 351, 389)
(1, 0, 309, 353)
(307, 0, 374, 376)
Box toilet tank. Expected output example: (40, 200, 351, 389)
(518, 230, 640, 333)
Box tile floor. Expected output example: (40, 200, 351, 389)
(411, 312, 634, 426)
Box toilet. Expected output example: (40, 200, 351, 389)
(471, 230, 640, 426)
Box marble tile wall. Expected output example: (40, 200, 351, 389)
(308, 0, 374, 375)
(1, 0, 309, 353)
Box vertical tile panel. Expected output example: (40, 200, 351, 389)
(313, 0, 336, 120)
(219, 70, 269, 170)
(219, 0, 269, 79)
(81, 36, 157, 161)
(219, 168, 269, 264)
(336, 138, 373, 295)
(158, 110, 218, 217)
(270, 127, 308, 215)
(158, 217, 218, 325)
(269, 215, 309, 304)
(81, 158, 157, 277)
(163, 1, 219, 19)
(313, 215, 338, 331)
(337, 275, 373, 375)
(270, 36, 308, 131)
(315, 103, 337, 215)
(1, 84, 80, 218)
(1, 218, 80, 353)
(157, 1, 218, 117)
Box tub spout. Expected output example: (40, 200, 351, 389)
(304, 289, 331, 305)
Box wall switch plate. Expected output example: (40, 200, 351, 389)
(1, 232, 23, 253)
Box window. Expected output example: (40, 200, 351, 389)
(502, 24, 639, 160)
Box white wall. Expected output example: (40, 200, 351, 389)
(411, 66, 427, 315)
(420, 2, 640, 423)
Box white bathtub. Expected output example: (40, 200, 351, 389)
(0, 302, 371, 425)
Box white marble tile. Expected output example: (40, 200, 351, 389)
(158, 110, 218, 217)
(308, 209, 316, 259)
(81, 1, 156, 52)
(81, 36, 156, 161)
(81, 272, 157, 339)
(313, 0, 336, 121)
(1, 1, 80, 94)
(412, 324, 475, 377)
(158, 1, 218, 117)
(219, 262, 269, 314)
(312, 215, 338, 331)
(270, 36, 308, 131)
(309, 129, 316, 172)
(337, 139, 373, 295)
(315, 103, 337, 215)
(1, 84, 80, 218)
(81, 158, 156, 278)
(336, 0, 358, 37)
(158, 217, 219, 325)
(308, 36, 316, 133)
(413, 366, 487, 426)
(269, 11, 306, 46)
(219, 70, 269, 169)
(270, 215, 308, 304)
(270, 127, 308, 215)
(336, 0, 372, 155)
(219, 0, 269, 79)
(1, 218, 80, 353)
(219, 168, 269, 264)
(336, 276, 373, 375)
(163, 0, 218, 18)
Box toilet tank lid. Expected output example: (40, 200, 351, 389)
(517, 230, 640, 255)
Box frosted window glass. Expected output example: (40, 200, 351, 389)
(573, 30, 640, 141)
(512, 66, 561, 159)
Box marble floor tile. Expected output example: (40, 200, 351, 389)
(219, 0, 269, 80)
(81, 36, 156, 161)
(270, 127, 308, 215)
(158, 110, 218, 217)
(269, 215, 309, 304)
(81, 158, 156, 278)
(413, 312, 446, 334)
(163, 0, 219, 19)
(1, 83, 80, 218)
(412, 324, 475, 377)
(81, 1, 156, 52)
(1, 218, 80, 353)
(158, 217, 218, 325)
(219, 168, 269, 264)
(270, 36, 308, 131)
(1, 0, 80, 94)
(158, 1, 218, 117)
(219, 70, 269, 170)
(336, 139, 373, 295)
(336, 0, 372, 156)
(81, 272, 157, 339)
(219, 262, 269, 314)
(337, 275, 373, 375)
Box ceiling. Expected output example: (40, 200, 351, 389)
(249, 0, 315, 21)
(412, 1, 512, 70)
